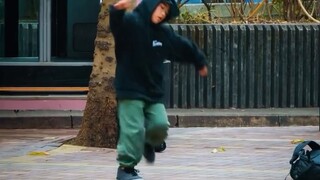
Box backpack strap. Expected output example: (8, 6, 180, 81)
(289, 141, 320, 164)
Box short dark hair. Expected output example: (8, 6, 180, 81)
(161, 0, 172, 6)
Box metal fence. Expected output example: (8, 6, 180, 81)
(165, 24, 320, 108)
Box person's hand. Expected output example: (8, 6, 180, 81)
(199, 66, 208, 77)
(114, 0, 131, 10)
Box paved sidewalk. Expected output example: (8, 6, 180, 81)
(0, 127, 320, 180)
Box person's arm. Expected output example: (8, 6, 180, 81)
(109, 0, 132, 36)
(164, 26, 208, 77)
(198, 65, 208, 77)
(113, 0, 132, 10)
(109, 0, 140, 36)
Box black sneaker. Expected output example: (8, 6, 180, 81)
(143, 143, 155, 163)
(154, 141, 166, 153)
(116, 167, 143, 180)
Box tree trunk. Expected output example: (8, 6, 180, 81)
(72, 0, 118, 148)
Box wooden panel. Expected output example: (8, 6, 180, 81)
(271, 25, 280, 107)
(264, 25, 272, 108)
(246, 25, 255, 108)
(167, 24, 320, 108)
(238, 25, 247, 108)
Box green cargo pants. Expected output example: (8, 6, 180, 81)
(116, 99, 170, 167)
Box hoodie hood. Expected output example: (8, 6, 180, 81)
(134, 0, 179, 23)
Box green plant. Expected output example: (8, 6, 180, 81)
(174, 0, 319, 24)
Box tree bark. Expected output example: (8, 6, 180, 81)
(72, 0, 118, 148)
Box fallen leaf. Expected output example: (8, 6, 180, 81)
(291, 139, 304, 144)
(217, 146, 226, 152)
(212, 146, 226, 153)
(28, 151, 49, 156)
(212, 148, 218, 153)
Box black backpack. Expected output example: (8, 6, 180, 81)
(288, 141, 320, 180)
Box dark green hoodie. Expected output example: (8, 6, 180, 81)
(109, 0, 207, 103)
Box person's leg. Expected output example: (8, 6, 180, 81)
(117, 100, 145, 179)
(154, 141, 166, 152)
(143, 103, 169, 163)
(145, 103, 169, 145)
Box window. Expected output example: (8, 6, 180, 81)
(0, 0, 39, 61)
(0, 0, 99, 62)
(51, 0, 99, 62)
(0, 0, 4, 57)
(19, 0, 39, 57)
